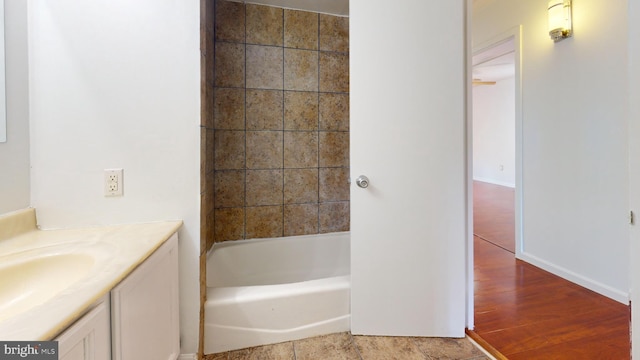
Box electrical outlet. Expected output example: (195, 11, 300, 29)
(104, 169, 123, 197)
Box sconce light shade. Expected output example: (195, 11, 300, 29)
(548, 0, 572, 42)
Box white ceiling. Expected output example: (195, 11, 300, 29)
(472, 38, 515, 82)
(473, 52, 515, 81)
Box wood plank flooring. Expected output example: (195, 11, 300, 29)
(472, 181, 630, 359)
(473, 181, 515, 253)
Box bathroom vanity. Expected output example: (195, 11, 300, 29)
(0, 208, 182, 360)
(56, 234, 179, 360)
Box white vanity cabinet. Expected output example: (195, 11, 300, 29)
(55, 296, 111, 360)
(54, 233, 179, 360)
(111, 233, 180, 360)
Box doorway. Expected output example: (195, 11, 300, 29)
(472, 36, 517, 254)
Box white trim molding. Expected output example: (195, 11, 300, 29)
(518, 251, 629, 305)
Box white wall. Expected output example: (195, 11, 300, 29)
(28, 0, 200, 354)
(474, 0, 629, 302)
(0, 0, 30, 214)
(472, 76, 515, 187)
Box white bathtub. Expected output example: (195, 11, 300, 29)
(204, 232, 350, 354)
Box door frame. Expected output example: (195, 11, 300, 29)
(629, 1, 640, 357)
(466, 25, 524, 329)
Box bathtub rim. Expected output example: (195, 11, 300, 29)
(206, 231, 351, 288)
(206, 231, 350, 254)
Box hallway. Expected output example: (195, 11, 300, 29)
(471, 181, 630, 359)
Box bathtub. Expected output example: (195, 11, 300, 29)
(204, 232, 350, 354)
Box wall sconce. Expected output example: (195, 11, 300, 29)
(548, 0, 572, 42)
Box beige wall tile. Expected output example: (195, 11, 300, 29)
(247, 45, 284, 89)
(214, 170, 244, 208)
(353, 336, 425, 360)
(294, 332, 360, 360)
(246, 131, 283, 169)
(246, 4, 283, 46)
(215, 0, 245, 42)
(200, 193, 214, 250)
(319, 167, 350, 202)
(246, 206, 284, 239)
(205, 34, 216, 83)
(201, 128, 207, 183)
(284, 91, 318, 130)
(284, 131, 318, 168)
(201, 129, 207, 192)
(205, 128, 215, 173)
(319, 201, 349, 233)
(214, 130, 245, 170)
(203, 0, 214, 35)
(245, 169, 283, 206)
(215, 42, 245, 88)
(203, 80, 214, 128)
(284, 49, 318, 91)
(319, 52, 349, 93)
(319, 132, 349, 167)
(229, 342, 294, 360)
(284, 204, 319, 236)
(200, 191, 209, 246)
(284, 168, 318, 204)
(214, 88, 245, 130)
(246, 89, 284, 130)
(211, 8, 350, 243)
(319, 14, 349, 53)
(214, 207, 245, 241)
(206, 53, 216, 99)
(319, 93, 349, 131)
(206, 209, 215, 249)
(284, 10, 318, 50)
(206, 202, 215, 249)
(206, 170, 215, 202)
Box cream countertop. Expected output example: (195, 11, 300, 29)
(0, 208, 182, 341)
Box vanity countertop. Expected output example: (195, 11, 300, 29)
(0, 208, 182, 341)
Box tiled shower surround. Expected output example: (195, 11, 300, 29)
(206, 0, 350, 246)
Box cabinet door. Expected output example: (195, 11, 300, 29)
(111, 233, 179, 360)
(55, 296, 111, 360)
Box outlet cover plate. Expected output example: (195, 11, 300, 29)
(104, 168, 123, 197)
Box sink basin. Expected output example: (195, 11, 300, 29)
(0, 253, 95, 322)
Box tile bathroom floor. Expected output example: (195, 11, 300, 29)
(205, 332, 491, 359)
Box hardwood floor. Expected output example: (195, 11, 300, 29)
(473, 181, 515, 253)
(472, 181, 630, 359)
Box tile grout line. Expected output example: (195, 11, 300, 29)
(242, 1, 248, 242)
(281, 6, 286, 238)
(209, 0, 219, 248)
(292, 340, 298, 360)
(408, 337, 429, 360)
(348, 332, 364, 360)
(317, 12, 321, 235)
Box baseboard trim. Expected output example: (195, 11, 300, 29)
(472, 177, 515, 188)
(518, 251, 629, 304)
(178, 354, 197, 360)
